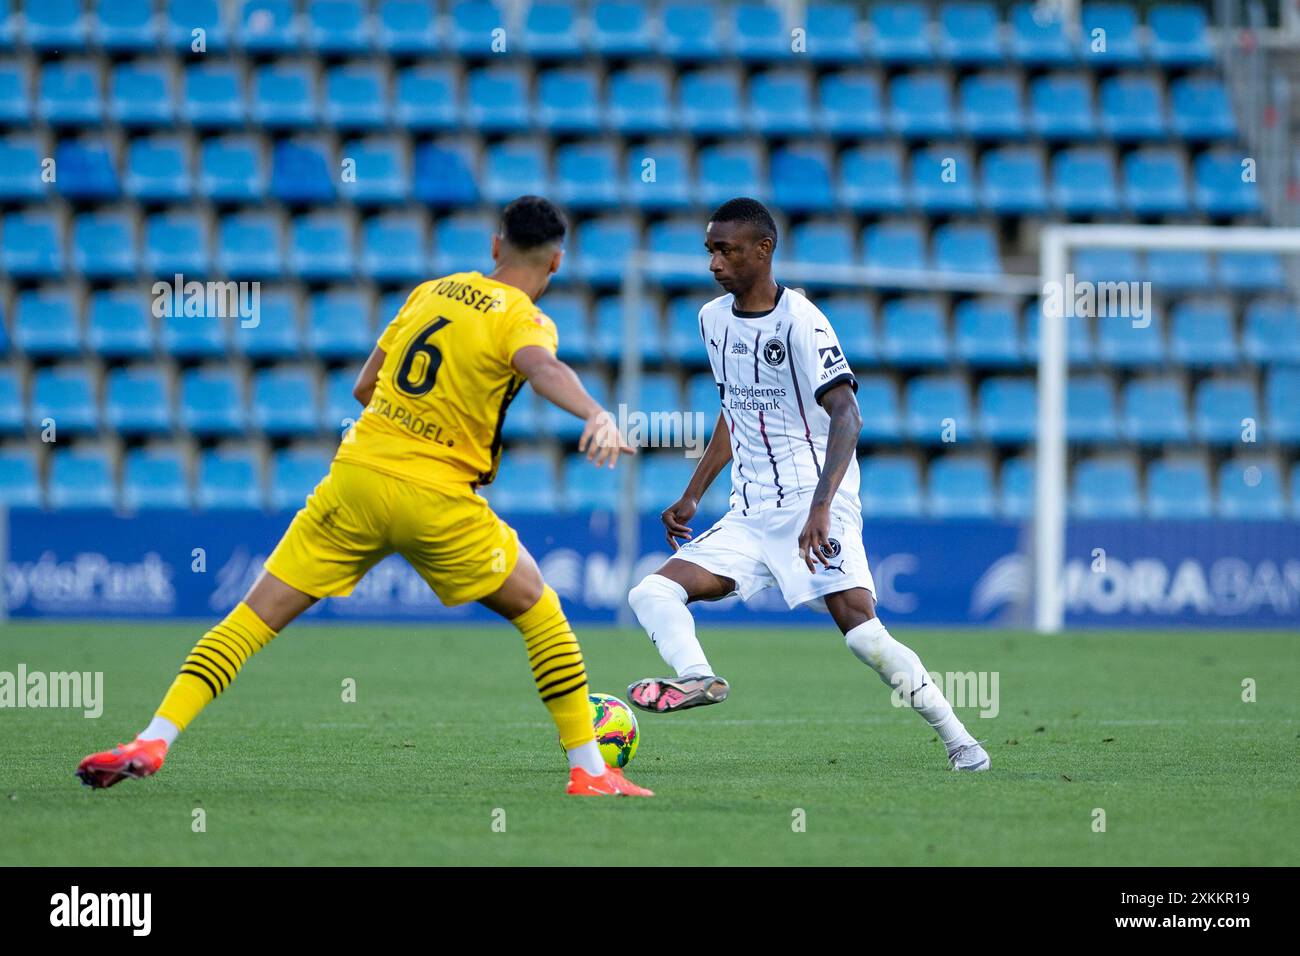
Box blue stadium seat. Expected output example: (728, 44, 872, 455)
(0, 0, 13, 50)
(55, 139, 120, 200)
(49, 449, 114, 509)
(377, 0, 438, 54)
(1145, 249, 1213, 291)
(912, 146, 978, 213)
(593, 298, 662, 363)
(840, 145, 908, 213)
(1029, 72, 1096, 139)
(234, 289, 302, 359)
(543, 292, 591, 363)
(1265, 367, 1300, 443)
(999, 456, 1033, 518)
(34, 365, 98, 434)
(679, 70, 744, 136)
(865, 220, 927, 274)
(670, 299, 706, 361)
(413, 142, 479, 206)
(1080, 3, 1144, 65)
(1243, 298, 1300, 364)
(685, 372, 720, 417)
(804, 3, 864, 63)
(1067, 375, 1119, 441)
(636, 455, 698, 511)
(1216, 252, 1284, 291)
(0, 135, 43, 200)
(183, 62, 245, 127)
(1169, 298, 1238, 366)
(870, 2, 934, 63)
(981, 146, 1048, 215)
(145, 211, 209, 276)
(939, 2, 1003, 63)
(890, 72, 955, 138)
(1121, 376, 1189, 443)
(819, 295, 876, 367)
(1052, 147, 1121, 215)
(978, 377, 1036, 442)
(14, 289, 80, 358)
(881, 297, 949, 365)
(272, 138, 336, 204)
(854, 375, 901, 441)
(198, 447, 263, 509)
(489, 451, 559, 513)
(110, 63, 174, 127)
(1170, 76, 1236, 140)
(466, 67, 530, 133)
(125, 136, 191, 202)
(954, 299, 1020, 366)
(591, 1, 653, 57)
(361, 213, 425, 281)
(307, 291, 372, 360)
(608, 68, 673, 135)
(2, 211, 63, 278)
(253, 367, 319, 437)
(697, 142, 766, 209)
(1147, 456, 1213, 518)
(1072, 457, 1141, 517)
(572, 216, 637, 285)
(1194, 378, 1258, 444)
(0, 447, 40, 507)
(554, 141, 622, 210)
(1009, 2, 1076, 65)
(1072, 247, 1142, 284)
(626, 140, 692, 210)
(0, 367, 23, 436)
(106, 367, 172, 434)
(308, 0, 372, 53)
(289, 213, 355, 281)
(645, 219, 703, 285)
(928, 456, 995, 517)
(167, 0, 231, 53)
(394, 66, 460, 130)
(538, 68, 603, 134)
(790, 221, 856, 278)
(122, 448, 190, 510)
(218, 211, 283, 279)
(88, 290, 152, 359)
(636, 372, 681, 412)
(181, 367, 245, 435)
(72, 211, 138, 280)
(932, 223, 1001, 275)
(818, 72, 885, 138)
(1194, 150, 1260, 216)
(1122, 147, 1190, 216)
(253, 62, 317, 128)
(732, 3, 793, 62)
(750, 70, 815, 136)
(1149, 4, 1214, 66)
(199, 135, 264, 202)
(524, 1, 583, 59)
(432, 213, 493, 274)
(450, 0, 503, 55)
(324, 64, 387, 130)
(99, 0, 160, 51)
(338, 136, 409, 205)
(1096, 312, 1166, 367)
(563, 451, 621, 510)
(958, 73, 1027, 139)
(905, 374, 972, 443)
(322, 369, 360, 435)
(859, 455, 923, 517)
(24, 0, 86, 50)
(239, 0, 300, 53)
(1099, 74, 1167, 140)
(270, 448, 331, 511)
(659, 3, 723, 61)
(1218, 458, 1284, 519)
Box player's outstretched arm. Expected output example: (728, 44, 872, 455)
(511, 345, 635, 468)
(798, 383, 863, 571)
(662, 411, 731, 548)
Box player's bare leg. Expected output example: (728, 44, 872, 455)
(824, 587, 989, 772)
(76, 572, 317, 789)
(481, 544, 652, 797)
(626, 558, 733, 714)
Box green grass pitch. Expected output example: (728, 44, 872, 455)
(1, 622, 1296, 866)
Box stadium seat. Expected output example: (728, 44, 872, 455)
(276, 139, 337, 206)
(554, 141, 622, 210)
(1170, 77, 1237, 140)
(289, 213, 355, 281)
(234, 289, 302, 359)
(307, 290, 373, 360)
(698, 142, 766, 209)
(122, 448, 190, 511)
(377, 0, 438, 55)
(790, 221, 856, 279)
(183, 62, 245, 127)
(890, 72, 955, 138)
(106, 367, 172, 435)
(489, 450, 560, 513)
(859, 455, 923, 517)
(1099, 74, 1167, 140)
(88, 290, 152, 359)
(571, 216, 637, 285)
(840, 145, 908, 213)
(1194, 378, 1258, 444)
(125, 136, 192, 202)
(180, 367, 247, 436)
(1169, 299, 1238, 366)
(1009, 2, 1075, 65)
(543, 292, 591, 363)
(905, 375, 972, 443)
(322, 369, 361, 436)
(670, 300, 706, 362)
(198, 447, 264, 509)
(1072, 247, 1142, 284)
(958, 73, 1027, 139)
(13, 290, 80, 358)
(0, 135, 43, 201)
(978, 377, 1036, 443)
(1268, 368, 1300, 443)
(270, 448, 331, 511)
(1067, 375, 1119, 442)
(819, 295, 876, 367)
(912, 146, 978, 214)
(199, 135, 265, 202)
(2, 211, 63, 278)
(1052, 147, 1121, 215)
(1072, 457, 1141, 518)
(110, 63, 175, 127)
(33, 365, 99, 434)
(954, 299, 1021, 366)
(865, 221, 928, 275)
(732, 3, 793, 62)
(1194, 150, 1260, 216)
(144, 211, 210, 276)
(1028, 73, 1097, 139)
(928, 456, 996, 517)
(626, 140, 692, 210)
(593, 298, 662, 364)
(1242, 299, 1300, 364)
(999, 456, 1033, 518)
(167, 0, 232, 53)
(307, 0, 372, 54)
(324, 64, 388, 130)
(804, 2, 864, 63)
(432, 213, 494, 274)
(72, 212, 138, 280)
(870, 2, 934, 63)
(218, 211, 283, 279)
(659, 3, 723, 61)
(0, 447, 40, 507)
(880, 296, 949, 365)
(939, 2, 1003, 63)
(854, 375, 901, 442)
(394, 67, 461, 130)
(24, 0, 87, 50)
(450, 0, 504, 55)
(647, 218, 710, 285)
(1149, 4, 1215, 66)
(750, 70, 815, 136)
(253, 62, 318, 128)
(563, 451, 621, 510)
(591, 1, 654, 58)
(1096, 313, 1166, 367)
(0, 368, 23, 436)
(160, 306, 228, 359)
(99, 0, 160, 51)
(818, 72, 886, 138)
(241, 0, 302, 53)
(55, 139, 120, 200)
(538, 68, 604, 134)
(981, 146, 1049, 215)
(413, 141, 479, 206)
(466, 67, 531, 133)
(932, 223, 1001, 274)
(361, 213, 427, 281)
(1144, 249, 1214, 292)
(679, 70, 744, 136)
(253, 367, 319, 437)
(49, 449, 114, 510)
(1218, 458, 1284, 519)
(337, 136, 409, 205)
(1121, 377, 1190, 443)
(1123, 148, 1190, 216)
(524, 1, 583, 58)
(636, 455, 698, 511)
(0, 57, 25, 123)
(1146, 456, 1213, 518)
(1080, 3, 1144, 65)
(608, 68, 674, 135)
(1217, 252, 1284, 291)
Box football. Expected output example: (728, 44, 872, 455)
(586, 693, 640, 768)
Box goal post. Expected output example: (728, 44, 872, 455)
(1035, 224, 1300, 634)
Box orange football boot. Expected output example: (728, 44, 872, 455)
(566, 765, 655, 797)
(75, 737, 168, 790)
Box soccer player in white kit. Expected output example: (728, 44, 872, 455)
(625, 198, 989, 771)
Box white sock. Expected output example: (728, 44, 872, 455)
(627, 574, 713, 678)
(567, 740, 607, 775)
(844, 619, 975, 752)
(137, 716, 180, 747)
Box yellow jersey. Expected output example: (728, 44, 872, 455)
(334, 271, 558, 488)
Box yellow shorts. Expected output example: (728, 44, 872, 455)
(263, 460, 520, 606)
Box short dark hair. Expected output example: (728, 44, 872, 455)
(709, 197, 777, 244)
(499, 195, 567, 250)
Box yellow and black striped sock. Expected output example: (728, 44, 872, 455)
(513, 586, 594, 750)
(155, 602, 278, 731)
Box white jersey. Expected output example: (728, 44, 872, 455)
(698, 286, 860, 515)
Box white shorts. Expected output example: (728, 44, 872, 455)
(672, 496, 875, 611)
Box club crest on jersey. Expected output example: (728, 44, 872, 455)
(762, 338, 787, 367)
(821, 538, 842, 559)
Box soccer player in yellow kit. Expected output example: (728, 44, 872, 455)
(77, 196, 653, 797)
